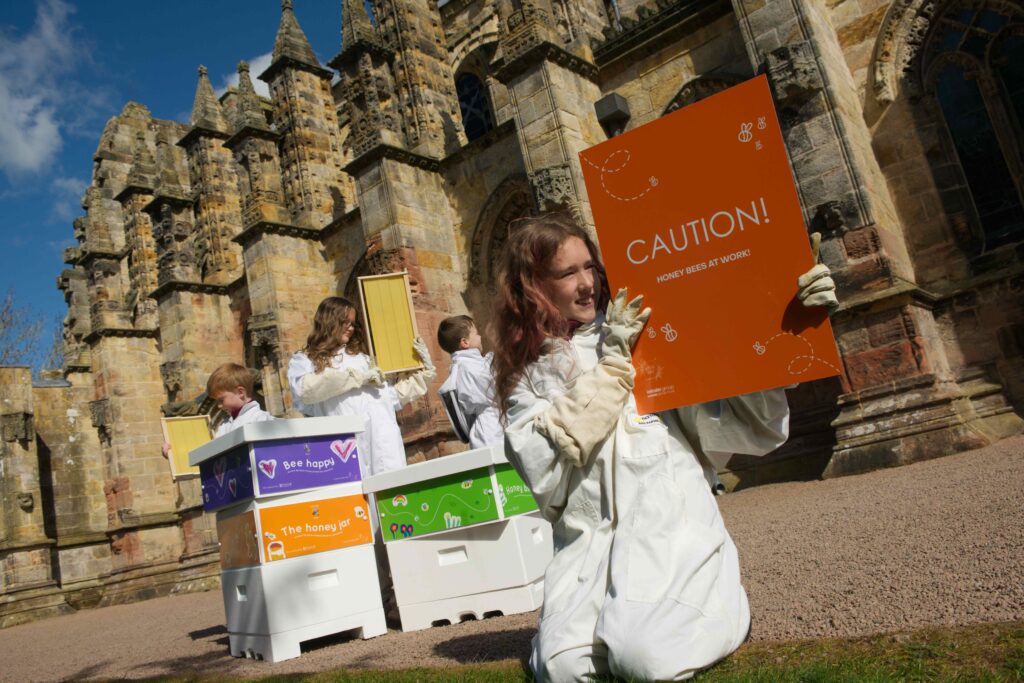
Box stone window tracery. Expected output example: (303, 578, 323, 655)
(455, 72, 495, 142)
(921, 5, 1024, 253)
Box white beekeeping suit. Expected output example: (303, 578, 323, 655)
(439, 348, 503, 449)
(287, 340, 435, 478)
(213, 400, 274, 438)
(504, 311, 790, 683)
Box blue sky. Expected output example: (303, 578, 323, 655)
(0, 0, 342, 366)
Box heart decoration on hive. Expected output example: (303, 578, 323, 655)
(330, 439, 356, 464)
(213, 458, 226, 487)
(258, 459, 277, 479)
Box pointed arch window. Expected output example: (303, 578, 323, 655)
(924, 7, 1024, 253)
(456, 73, 494, 142)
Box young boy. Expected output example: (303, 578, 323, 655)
(162, 363, 272, 459)
(206, 362, 274, 436)
(437, 315, 502, 449)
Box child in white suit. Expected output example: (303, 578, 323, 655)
(161, 363, 272, 460)
(437, 315, 503, 449)
(207, 363, 274, 436)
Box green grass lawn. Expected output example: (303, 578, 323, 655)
(136, 621, 1024, 682)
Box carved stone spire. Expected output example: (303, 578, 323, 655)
(153, 127, 189, 200)
(234, 61, 271, 133)
(126, 131, 156, 191)
(190, 65, 229, 135)
(272, 0, 320, 68)
(340, 0, 383, 56)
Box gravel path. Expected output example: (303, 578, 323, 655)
(1, 436, 1021, 682)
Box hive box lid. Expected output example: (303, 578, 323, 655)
(189, 415, 365, 466)
(361, 445, 506, 493)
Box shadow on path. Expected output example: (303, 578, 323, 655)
(188, 624, 227, 641)
(433, 626, 535, 664)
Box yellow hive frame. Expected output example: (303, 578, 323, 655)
(357, 272, 422, 374)
(160, 415, 211, 479)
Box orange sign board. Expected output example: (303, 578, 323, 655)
(581, 75, 841, 413)
(257, 494, 373, 562)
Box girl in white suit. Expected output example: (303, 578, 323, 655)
(288, 296, 435, 478)
(492, 215, 837, 682)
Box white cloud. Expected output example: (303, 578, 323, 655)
(217, 52, 273, 99)
(49, 175, 88, 223)
(52, 176, 87, 195)
(0, 0, 78, 177)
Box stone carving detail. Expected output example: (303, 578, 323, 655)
(501, 0, 557, 63)
(766, 41, 825, 112)
(812, 200, 847, 235)
(89, 399, 110, 428)
(153, 202, 199, 285)
(872, 0, 938, 103)
(16, 492, 34, 512)
(89, 399, 112, 446)
(663, 75, 744, 115)
(529, 164, 576, 212)
(1, 413, 35, 442)
(160, 361, 186, 398)
(248, 313, 281, 366)
(161, 400, 202, 418)
(871, 0, 1023, 103)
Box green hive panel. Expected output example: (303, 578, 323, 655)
(494, 464, 539, 517)
(377, 466, 498, 541)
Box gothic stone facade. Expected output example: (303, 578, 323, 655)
(2, 0, 1022, 626)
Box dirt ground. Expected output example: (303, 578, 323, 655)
(1, 436, 1021, 682)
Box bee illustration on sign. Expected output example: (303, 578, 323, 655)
(661, 323, 678, 342)
(752, 332, 840, 376)
(580, 149, 658, 202)
(738, 122, 753, 143)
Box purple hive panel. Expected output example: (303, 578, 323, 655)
(200, 446, 255, 512)
(252, 434, 361, 495)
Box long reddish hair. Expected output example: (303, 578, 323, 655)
(303, 297, 366, 372)
(491, 214, 609, 417)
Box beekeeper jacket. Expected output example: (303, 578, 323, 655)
(213, 400, 273, 438)
(441, 349, 503, 449)
(504, 315, 790, 682)
(288, 349, 406, 477)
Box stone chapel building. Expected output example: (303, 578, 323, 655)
(1, 0, 1021, 625)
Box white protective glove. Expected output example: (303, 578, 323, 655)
(412, 336, 435, 372)
(797, 232, 839, 312)
(392, 336, 437, 407)
(297, 366, 384, 404)
(364, 364, 386, 386)
(601, 287, 652, 359)
(534, 290, 647, 466)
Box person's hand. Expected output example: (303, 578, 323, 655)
(601, 287, 651, 359)
(797, 232, 838, 312)
(161, 442, 171, 460)
(412, 336, 435, 371)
